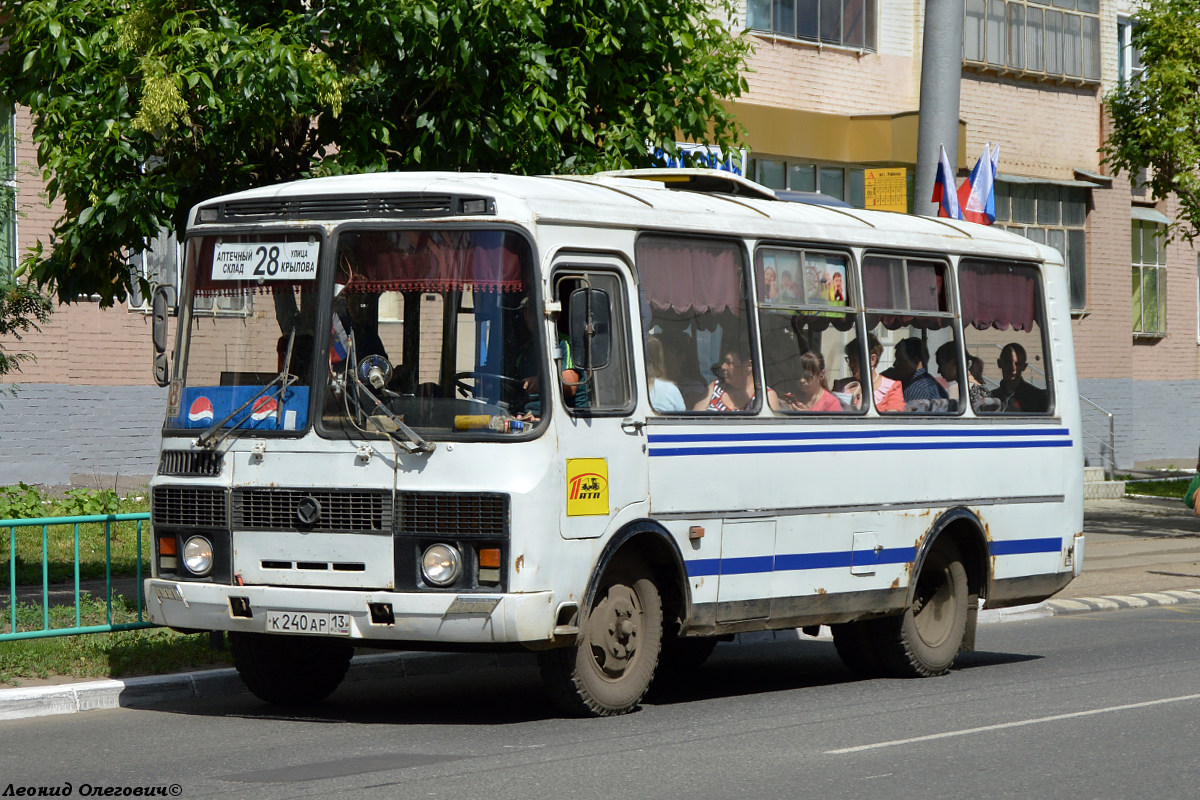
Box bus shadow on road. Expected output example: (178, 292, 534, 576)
(150, 639, 1042, 726)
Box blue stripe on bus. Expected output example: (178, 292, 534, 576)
(685, 539, 1061, 577)
(988, 537, 1063, 555)
(648, 427, 1071, 444)
(651, 439, 1072, 457)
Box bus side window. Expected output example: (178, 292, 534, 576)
(556, 271, 635, 415)
(862, 254, 960, 415)
(959, 259, 1053, 414)
(635, 235, 757, 414)
(755, 247, 862, 414)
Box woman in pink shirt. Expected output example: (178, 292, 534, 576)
(785, 352, 843, 412)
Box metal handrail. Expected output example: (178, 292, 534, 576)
(1078, 394, 1116, 480)
(2, 512, 153, 641)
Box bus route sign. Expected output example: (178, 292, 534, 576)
(211, 241, 319, 281)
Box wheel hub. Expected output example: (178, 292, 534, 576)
(587, 584, 642, 677)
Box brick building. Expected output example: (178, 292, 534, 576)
(1, 0, 1197, 484)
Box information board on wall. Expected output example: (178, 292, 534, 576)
(864, 168, 908, 213)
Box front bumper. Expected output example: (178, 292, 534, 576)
(145, 579, 556, 644)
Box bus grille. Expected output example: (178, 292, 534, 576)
(398, 492, 510, 538)
(158, 450, 223, 477)
(152, 487, 228, 528)
(233, 489, 390, 532)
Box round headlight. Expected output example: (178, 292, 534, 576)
(182, 535, 214, 576)
(421, 544, 462, 586)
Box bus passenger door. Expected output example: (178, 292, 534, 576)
(552, 260, 648, 540)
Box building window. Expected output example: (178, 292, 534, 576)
(1132, 218, 1166, 337)
(1117, 18, 1144, 86)
(1, 106, 15, 278)
(964, 0, 1099, 83)
(748, 157, 866, 207)
(994, 181, 1088, 311)
(747, 0, 877, 51)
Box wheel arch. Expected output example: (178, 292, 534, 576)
(910, 507, 990, 606)
(583, 519, 691, 635)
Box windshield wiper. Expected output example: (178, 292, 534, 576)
(351, 379, 435, 454)
(197, 328, 299, 449)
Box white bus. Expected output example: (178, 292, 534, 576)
(146, 169, 1084, 716)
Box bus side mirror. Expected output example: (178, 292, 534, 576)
(152, 286, 172, 387)
(568, 287, 611, 371)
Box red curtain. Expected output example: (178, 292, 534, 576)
(959, 260, 1038, 331)
(345, 230, 524, 293)
(636, 237, 744, 315)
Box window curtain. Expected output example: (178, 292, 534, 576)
(959, 260, 1038, 331)
(636, 237, 744, 315)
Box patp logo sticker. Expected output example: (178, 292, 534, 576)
(566, 458, 609, 517)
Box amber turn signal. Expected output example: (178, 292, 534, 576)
(478, 548, 501, 569)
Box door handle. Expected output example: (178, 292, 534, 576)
(620, 419, 645, 434)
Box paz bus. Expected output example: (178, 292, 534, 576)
(146, 168, 1084, 716)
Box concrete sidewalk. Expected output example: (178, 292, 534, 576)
(3, 495, 1200, 721)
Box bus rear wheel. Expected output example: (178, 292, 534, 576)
(875, 541, 969, 677)
(830, 621, 886, 678)
(230, 632, 354, 705)
(538, 571, 663, 717)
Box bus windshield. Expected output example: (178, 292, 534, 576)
(165, 228, 546, 440)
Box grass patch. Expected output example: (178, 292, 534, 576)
(1, 484, 150, 585)
(0, 594, 231, 686)
(1125, 478, 1191, 499)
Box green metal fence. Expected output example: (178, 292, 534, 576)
(2, 512, 154, 641)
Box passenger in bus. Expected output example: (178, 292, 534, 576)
(783, 351, 842, 412)
(693, 339, 779, 412)
(645, 335, 686, 413)
(934, 342, 998, 413)
(991, 342, 1048, 412)
(514, 292, 589, 421)
(761, 324, 809, 405)
(840, 334, 904, 412)
(892, 337, 948, 410)
(330, 291, 389, 375)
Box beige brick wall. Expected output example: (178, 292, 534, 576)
(742, 36, 921, 114)
(2, 108, 158, 387)
(1073, 177, 1133, 379)
(959, 76, 1103, 178)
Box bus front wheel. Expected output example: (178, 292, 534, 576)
(230, 632, 353, 705)
(875, 541, 969, 677)
(538, 571, 663, 717)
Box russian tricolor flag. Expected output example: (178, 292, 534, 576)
(932, 144, 962, 220)
(958, 144, 999, 225)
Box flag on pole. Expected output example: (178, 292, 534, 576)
(932, 144, 962, 220)
(957, 144, 999, 225)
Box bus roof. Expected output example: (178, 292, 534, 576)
(189, 170, 1063, 266)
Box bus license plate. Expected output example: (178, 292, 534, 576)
(265, 610, 351, 636)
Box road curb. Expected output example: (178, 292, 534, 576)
(5, 588, 1200, 722)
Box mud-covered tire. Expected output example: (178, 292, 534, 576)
(830, 620, 886, 678)
(874, 541, 969, 677)
(538, 572, 663, 717)
(230, 632, 353, 705)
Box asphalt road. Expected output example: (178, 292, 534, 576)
(2, 602, 1198, 800)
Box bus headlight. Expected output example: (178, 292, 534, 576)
(421, 544, 462, 586)
(182, 536, 214, 576)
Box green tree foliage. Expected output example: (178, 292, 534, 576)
(0, 272, 52, 382)
(1102, 0, 1200, 242)
(0, 0, 750, 306)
